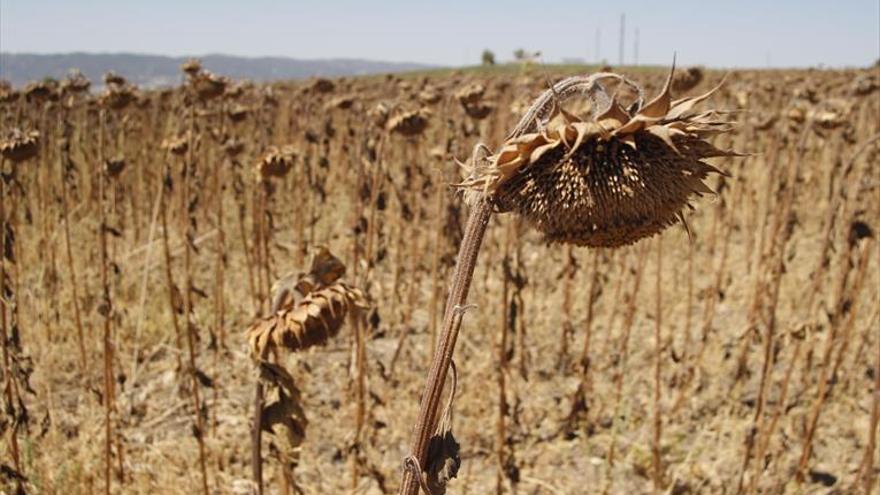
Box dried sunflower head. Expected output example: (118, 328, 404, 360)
(104, 156, 126, 177)
(180, 58, 203, 75)
(672, 66, 704, 93)
(256, 145, 297, 180)
(247, 282, 368, 357)
(188, 71, 228, 101)
(0, 80, 18, 104)
(455, 83, 494, 119)
(24, 80, 58, 102)
(99, 84, 137, 110)
(463, 101, 494, 120)
(455, 83, 485, 106)
(419, 87, 442, 105)
(161, 132, 191, 156)
(325, 95, 355, 110)
(227, 104, 249, 123)
(387, 108, 430, 136)
(223, 137, 244, 158)
(310, 78, 335, 94)
(369, 102, 390, 128)
(0, 129, 40, 163)
(61, 70, 91, 94)
(103, 71, 127, 87)
(458, 66, 740, 248)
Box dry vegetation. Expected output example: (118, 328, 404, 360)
(0, 61, 878, 495)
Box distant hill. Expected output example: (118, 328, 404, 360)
(0, 52, 438, 89)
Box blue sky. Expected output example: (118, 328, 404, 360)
(1, 0, 878, 68)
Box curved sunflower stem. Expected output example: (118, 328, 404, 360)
(398, 198, 492, 495)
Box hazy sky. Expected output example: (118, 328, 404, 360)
(2, 0, 878, 68)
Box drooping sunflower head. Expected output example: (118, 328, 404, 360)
(458, 66, 741, 248)
(0, 129, 40, 164)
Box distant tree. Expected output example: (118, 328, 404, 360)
(513, 48, 527, 61)
(481, 49, 496, 66)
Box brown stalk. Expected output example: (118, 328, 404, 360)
(676, 241, 694, 390)
(596, 251, 628, 365)
(0, 156, 24, 493)
(652, 237, 664, 493)
(427, 166, 445, 359)
(737, 130, 804, 495)
(210, 103, 226, 438)
(182, 98, 210, 495)
(557, 245, 575, 371)
(57, 125, 88, 373)
(512, 224, 528, 380)
(97, 109, 117, 495)
(399, 198, 492, 495)
(213, 102, 227, 350)
(352, 310, 367, 491)
(563, 249, 601, 432)
(362, 136, 385, 279)
(797, 235, 873, 481)
(234, 173, 260, 315)
(350, 140, 367, 490)
(496, 218, 513, 495)
(159, 157, 185, 372)
(748, 135, 877, 492)
(605, 243, 649, 474)
(860, 311, 880, 494)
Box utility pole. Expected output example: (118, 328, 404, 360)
(595, 27, 601, 64)
(619, 13, 626, 66)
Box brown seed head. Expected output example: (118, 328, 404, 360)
(256, 145, 297, 180)
(325, 95, 355, 110)
(672, 66, 704, 93)
(161, 132, 191, 156)
(0, 129, 40, 163)
(61, 70, 91, 94)
(104, 156, 126, 177)
(369, 102, 390, 128)
(24, 80, 58, 102)
(455, 83, 485, 106)
(227, 104, 249, 122)
(459, 67, 741, 247)
(99, 84, 137, 110)
(419, 87, 442, 105)
(387, 108, 430, 136)
(310, 78, 335, 94)
(463, 101, 494, 120)
(0, 80, 18, 103)
(223, 138, 244, 158)
(188, 70, 228, 100)
(181, 58, 203, 75)
(103, 71, 127, 87)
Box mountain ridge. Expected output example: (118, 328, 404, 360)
(0, 52, 439, 88)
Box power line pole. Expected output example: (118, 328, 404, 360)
(595, 27, 601, 64)
(619, 13, 626, 66)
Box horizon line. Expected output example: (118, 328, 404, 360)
(2, 51, 876, 72)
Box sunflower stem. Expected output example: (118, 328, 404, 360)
(399, 198, 492, 495)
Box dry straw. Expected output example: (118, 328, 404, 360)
(399, 64, 740, 495)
